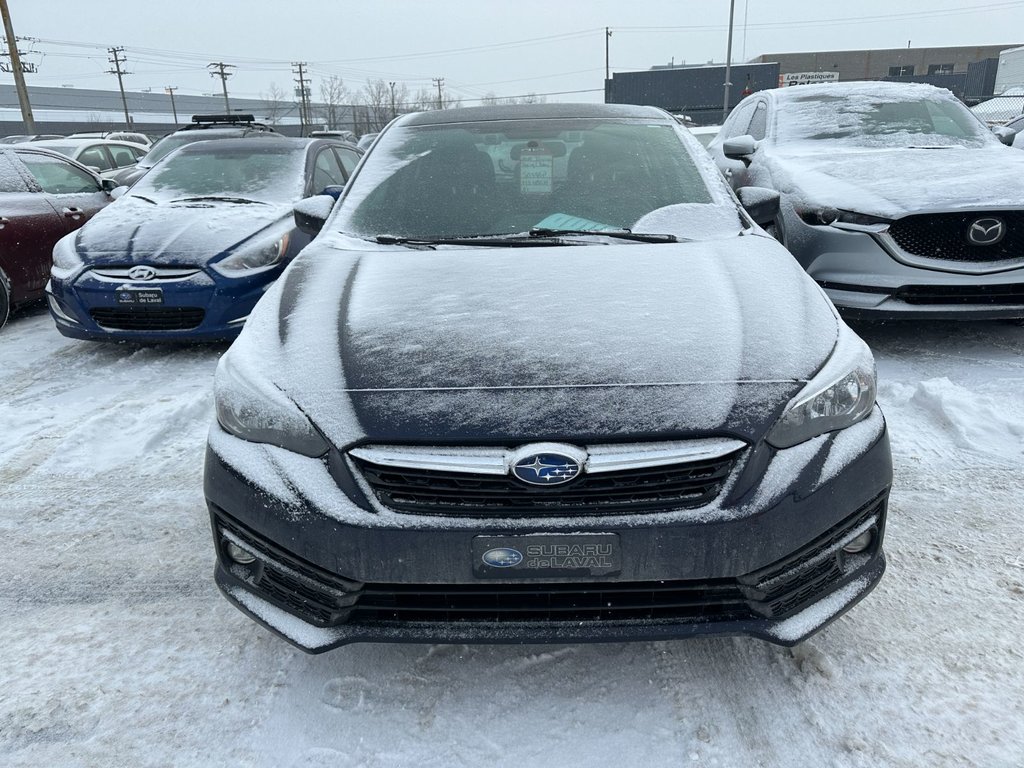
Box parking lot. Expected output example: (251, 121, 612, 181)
(2, 306, 1022, 767)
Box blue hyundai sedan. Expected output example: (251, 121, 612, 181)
(47, 137, 361, 342)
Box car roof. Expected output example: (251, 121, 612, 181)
(32, 138, 146, 147)
(396, 102, 672, 127)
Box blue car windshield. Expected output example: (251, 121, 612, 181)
(131, 143, 306, 204)
(333, 118, 734, 240)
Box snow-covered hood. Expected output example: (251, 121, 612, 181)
(226, 235, 841, 446)
(72, 196, 293, 266)
(768, 145, 1024, 219)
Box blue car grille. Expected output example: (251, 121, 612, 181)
(90, 307, 205, 331)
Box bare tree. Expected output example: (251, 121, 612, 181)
(260, 82, 290, 126)
(359, 79, 394, 132)
(316, 75, 349, 131)
(409, 85, 462, 112)
(480, 90, 546, 106)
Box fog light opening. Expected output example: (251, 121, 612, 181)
(842, 529, 873, 554)
(225, 541, 257, 565)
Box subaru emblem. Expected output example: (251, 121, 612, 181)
(966, 217, 1005, 246)
(482, 548, 524, 568)
(509, 443, 585, 487)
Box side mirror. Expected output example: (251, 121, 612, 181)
(319, 185, 345, 201)
(109, 186, 129, 201)
(992, 125, 1018, 145)
(294, 194, 336, 236)
(737, 186, 780, 226)
(101, 177, 120, 193)
(723, 134, 758, 161)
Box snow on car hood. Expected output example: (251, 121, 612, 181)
(72, 195, 293, 265)
(223, 235, 840, 447)
(768, 145, 1024, 219)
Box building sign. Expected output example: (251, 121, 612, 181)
(0, 62, 38, 73)
(778, 71, 840, 87)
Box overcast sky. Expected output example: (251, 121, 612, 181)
(6, 0, 1024, 104)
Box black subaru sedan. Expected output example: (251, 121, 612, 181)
(204, 103, 892, 652)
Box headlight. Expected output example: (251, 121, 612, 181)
(796, 206, 890, 230)
(212, 233, 290, 277)
(214, 351, 328, 457)
(51, 234, 84, 280)
(766, 324, 877, 449)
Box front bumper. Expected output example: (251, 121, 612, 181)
(46, 268, 276, 342)
(204, 415, 892, 652)
(784, 215, 1024, 320)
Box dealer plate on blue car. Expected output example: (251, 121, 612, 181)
(473, 533, 621, 578)
(117, 288, 163, 305)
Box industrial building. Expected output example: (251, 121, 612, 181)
(606, 43, 1024, 124)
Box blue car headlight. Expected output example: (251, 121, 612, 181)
(214, 351, 328, 457)
(766, 324, 877, 449)
(212, 233, 290, 277)
(51, 234, 84, 281)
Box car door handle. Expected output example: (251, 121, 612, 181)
(62, 207, 84, 219)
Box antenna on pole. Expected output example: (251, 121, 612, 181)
(292, 62, 311, 136)
(432, 77, 445, 109)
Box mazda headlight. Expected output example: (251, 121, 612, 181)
(767, 324, 877, 449)
(214, 351, 328, 457)
(212, 233, 290, 277)
(51, 234, 84, 280)
(796, 206, 890, 230)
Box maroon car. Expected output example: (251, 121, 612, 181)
(0, 147, 113, 328)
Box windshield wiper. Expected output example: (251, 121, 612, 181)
(169, 196, 268, 205)
(128, 194, 157, 204)
(528, 227, 681, 243)
(373, 234, 583, 248)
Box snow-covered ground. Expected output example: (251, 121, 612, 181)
(2, 306, 1023, 767)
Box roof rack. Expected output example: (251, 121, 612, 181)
(191, 114, 256, 124)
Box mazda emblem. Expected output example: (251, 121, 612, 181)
(127, 265, 157, 281)
(966, 217, 1006, 247)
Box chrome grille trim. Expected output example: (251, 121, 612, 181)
(349, 438, 747, 477)
(90, 266, 204, 282)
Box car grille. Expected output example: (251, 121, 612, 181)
(90, 307, 205, 331)
(213, 495, 886, 629)
(894, 283, 1024, 306)
(887, 211, 1024, 262)
(349, 443, 745, 517)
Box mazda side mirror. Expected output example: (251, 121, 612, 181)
(993, 125, 1018, 146)
(723, 134, 758, 161)
(737, 186, 780, 226)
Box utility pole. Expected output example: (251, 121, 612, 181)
(722, 0, 736, 123)
(108, 46, 131, 127)
(389, 81, 397, 119)
(432, 77, 444, 110)
(165, 86, 178, 124)
(292, 62, 311, 135)
(605, 27, 612, 82)
(0, 0, 34, 132)
(208, 61, 234, 112)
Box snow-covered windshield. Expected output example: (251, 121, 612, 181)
(130, 142, 305, 204)
(332, 118, 739, 240)
(775, 85, 997, 149)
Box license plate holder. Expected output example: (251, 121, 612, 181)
(473, 533, 621, 578)
(117, 288, 163, 305)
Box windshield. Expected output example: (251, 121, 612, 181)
(129, 143, 305, 204)
(775, 88, 996, 148)
(333, 118, 736, 240)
